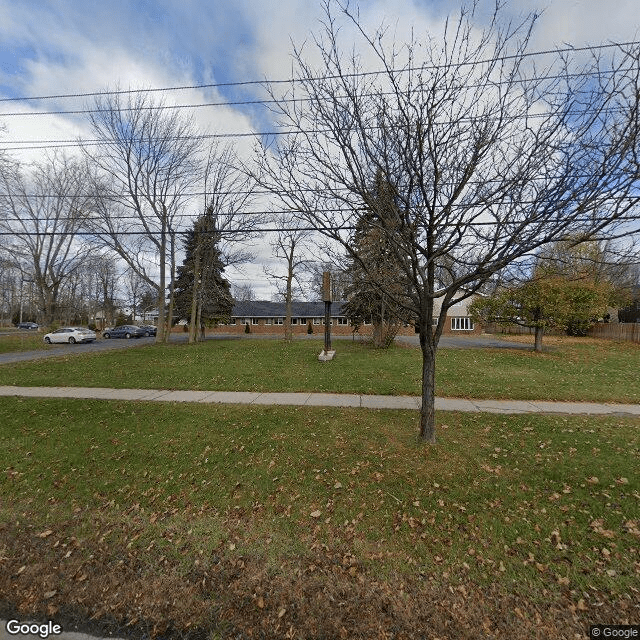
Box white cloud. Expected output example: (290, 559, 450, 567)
(2, 0, 639, 297)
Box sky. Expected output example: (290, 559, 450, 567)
(1, 0, 639, 299)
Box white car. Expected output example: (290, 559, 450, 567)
(43, 327, 97, 344)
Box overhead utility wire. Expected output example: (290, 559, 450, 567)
(1, 39, 637, 104)
(1, 65, 637, 118)
(6, 168, 640, 199)
(1, 103, 635, 152)
(4, 212, 640, 228)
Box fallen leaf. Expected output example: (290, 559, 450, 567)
(310, 510, 322, 519)
(37, 530, 53, 538)
(43, 590, 57, 599)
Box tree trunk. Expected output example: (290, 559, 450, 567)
(284, 270, 293, 342)
(164, 233, 176, 343)
(534, 326, 544, 352)
(188, 239, 202, 344)
(156, 216, 167, 343)
(418, 325, 437, 444)
(372, 321, 383, 347)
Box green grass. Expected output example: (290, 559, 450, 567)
(1, 397, 638, 602)
(0, 331, 48, 353)
(0, 336, 639, 403)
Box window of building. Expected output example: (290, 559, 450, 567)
(313, 318, 321, 325)
(275, 318, 283, 325)
(451, 317, 474, 331)
(252, 318, 259, 325)
(291, 318, 298, 325)
(265, 318, 273, 325)
(337, 317, 348, 325)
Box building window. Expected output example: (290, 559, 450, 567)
(275, 318, 283, 325)
(265, 318, 273, 325)
(291, 318, 298, 325)
(313, 318, 321, 325)
(451, 317, 474, 331)
(252, 318, 259, 325)
(337, 317, 348, 325)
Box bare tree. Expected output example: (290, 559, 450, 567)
(82, 91, 202, 342)
(254, 1, 640, 442)
(305, 262, 349, 302)
(203, 142, 260, 269)
(264, 216, 312, 340)
(0, 154, 93, 325)
(232, 283, 256, 302)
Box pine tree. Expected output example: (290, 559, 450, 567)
(343, 172, 411, 347)
(174, 208, 233, 341)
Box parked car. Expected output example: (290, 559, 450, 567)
(138, 324, 157, 337)
(17, 322, 39, 330)
(43, 327, 96, 344)
(102, 325, 146, 339)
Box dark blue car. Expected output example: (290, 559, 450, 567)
(102, 325, 146, 339)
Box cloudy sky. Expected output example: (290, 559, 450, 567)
(1, 0, 639, 298)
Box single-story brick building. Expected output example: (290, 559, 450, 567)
(208, 298, 480, 336)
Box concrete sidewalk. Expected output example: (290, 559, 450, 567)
(1, 385, 639, 416)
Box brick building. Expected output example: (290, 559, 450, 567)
(208, 298, 481, 336)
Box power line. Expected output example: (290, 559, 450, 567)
(1, 67, 637, 121)
(1, 39, 637, 104)
(2, 212, 639, 235)
(1, 103, 636, 152)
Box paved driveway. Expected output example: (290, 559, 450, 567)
(0, 332, 532, 366)
(0, 336, 157, 365)
(395, 333, 534, 350)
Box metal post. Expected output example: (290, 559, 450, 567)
(324, 300, 331, 352)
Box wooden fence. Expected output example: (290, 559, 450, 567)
(485, 322, 640, 343)
(587, 323, 640, 343)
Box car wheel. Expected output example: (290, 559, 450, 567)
(68, 337, 76, 344)
(125, 333, 131, 339)
(144, 331, 150, 336)
(104, 333, 110, 339)
(44, 337, 51, 344)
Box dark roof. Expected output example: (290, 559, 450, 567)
(232, 300, 345, 317)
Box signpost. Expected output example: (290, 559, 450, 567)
(319, 271, 336, 361)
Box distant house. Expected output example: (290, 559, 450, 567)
(207, 298, 480, 336)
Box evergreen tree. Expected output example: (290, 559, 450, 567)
(343, 172, 411, 347)
(174, 209, 233, 341)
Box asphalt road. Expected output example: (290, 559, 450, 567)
(0, 335, 158, 365)
(0, 331, 532, 366)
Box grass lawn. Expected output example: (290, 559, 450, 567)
(0, 331, 47, 353)
(0, 335, 638, 403)
(1, 397, 638, 638)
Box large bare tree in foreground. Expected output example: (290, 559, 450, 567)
(82, 92, 202, 342)
(255, 1, 640, 442)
